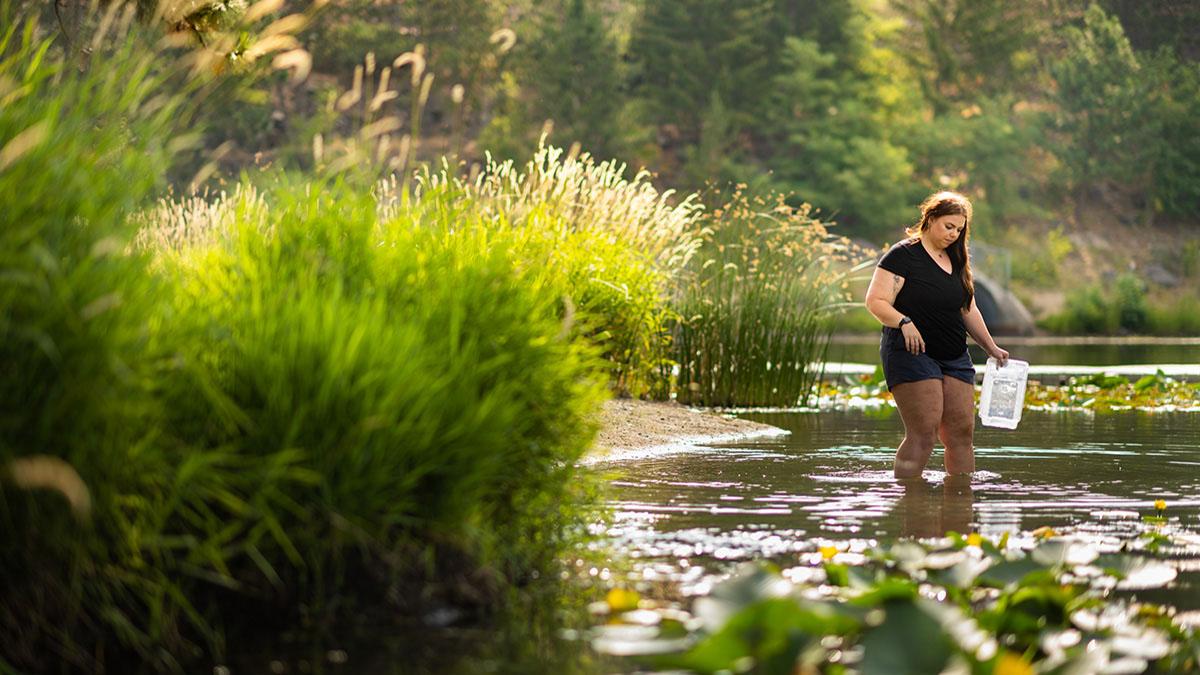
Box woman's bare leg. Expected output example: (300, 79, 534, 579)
(939, 375, 976, 475)
(891, 379, 944, 479)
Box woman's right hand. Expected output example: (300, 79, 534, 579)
(900, 321, 925, 354)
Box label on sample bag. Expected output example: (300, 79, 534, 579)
(979, 357, 1029, 429)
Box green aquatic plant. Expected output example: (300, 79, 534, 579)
(588, 533, 1198, 674)
(819, 370, 1200, 412)
(1025, 373, 1200, 412)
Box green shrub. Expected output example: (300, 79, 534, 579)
(1043, 284, 1113, 334)
(1011, 226, 1072, 285)
(151, 178, 609, 648)
(1114, 272, 1148, 332)
(829, 305, 881, 334)
(1040, 274, 1197, 335)
(307, 5, 409, 75)
(1146, 292, 1200, 335)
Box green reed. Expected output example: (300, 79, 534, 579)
(672, 192, 864, 408)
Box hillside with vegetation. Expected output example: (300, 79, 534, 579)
(35, 0, 1200, 333)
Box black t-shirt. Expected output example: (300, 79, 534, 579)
(878, 239, 968, 359)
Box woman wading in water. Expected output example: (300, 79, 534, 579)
(864, 192, 1008, 479)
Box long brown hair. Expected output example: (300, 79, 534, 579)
(906, 191, 974, 310)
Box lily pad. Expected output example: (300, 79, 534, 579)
(693, 562, 793, 631)
(1095, 554, 1178, 590)
(1032, 540, 1099, 567)
(977, 557, 1048, 588)
(860, 600, 955, 675)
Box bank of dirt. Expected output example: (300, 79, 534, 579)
(589, 399, 787, 463)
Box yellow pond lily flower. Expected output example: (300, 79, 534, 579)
(1031, 526, 1058, 540)
(605, 587, 640, 613)
(1154, 499, 1167, 513)
(819, 545, 839, 561)
(995, 651, 1034, 675)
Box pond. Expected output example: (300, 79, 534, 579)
(285, 407, 1200, 674)
(602, 409, 1200, 615)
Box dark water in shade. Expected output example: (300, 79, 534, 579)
(601, 409, 1200, 611)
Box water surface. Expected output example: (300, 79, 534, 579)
(602, 409, 1200, 610)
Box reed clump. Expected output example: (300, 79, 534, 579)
(671, 190, 868, 408)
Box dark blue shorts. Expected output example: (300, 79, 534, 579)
(879, 327, 975, 391)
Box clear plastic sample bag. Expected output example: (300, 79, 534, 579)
(978, 357, 1029, 429)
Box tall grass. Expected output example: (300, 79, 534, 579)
(155, 178, 608, 616)
(392, 144, 706, 397)
(671, 191, 867, 407)
(133, 184, 270, 251)
(402, 143, 705, 274)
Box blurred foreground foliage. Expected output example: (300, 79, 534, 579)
(588, 529, 1200, 674)
(0, 9, 604, 670)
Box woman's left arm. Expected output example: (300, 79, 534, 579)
(963, 298, 1009, 366)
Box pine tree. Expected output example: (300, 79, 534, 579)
(524, 0, 624, 159)
(627, 0, 778, 145)
(1051, 5, 1160, 206)
(764, 36, 916, 237)
(889, 0, 1050, 113)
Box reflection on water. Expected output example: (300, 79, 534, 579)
(895, 475, 974, 539)
(601, 409, 1200, 609)
(227, 579, 614, 675)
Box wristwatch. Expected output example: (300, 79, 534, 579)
(898, 316, 912, 328)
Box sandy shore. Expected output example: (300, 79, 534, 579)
(586, 398, 789, 464)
